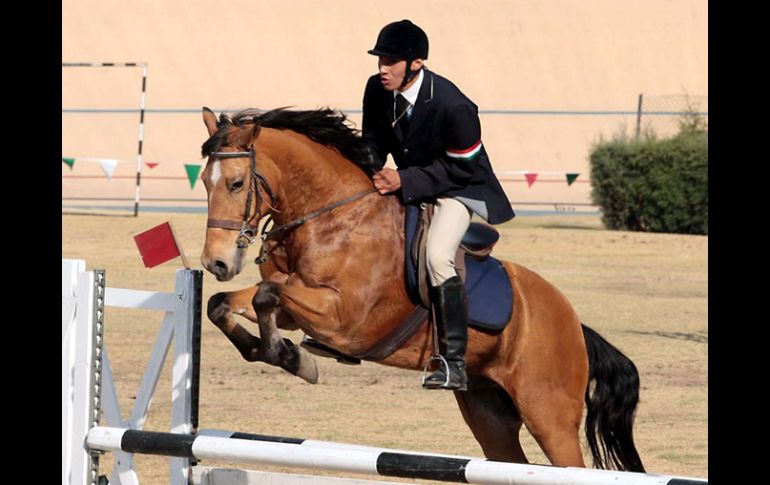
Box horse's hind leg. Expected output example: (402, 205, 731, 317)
(515, 388, 585, 467)
(454, 376, 528, 463)
(507, 334, 587, 465)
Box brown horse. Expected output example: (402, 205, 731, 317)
(198, 107, 645, 472)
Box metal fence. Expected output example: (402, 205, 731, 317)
(63, 92, 707, 215)
(635, 94, 708, 139)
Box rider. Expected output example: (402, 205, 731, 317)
(363, 20, 515, 390)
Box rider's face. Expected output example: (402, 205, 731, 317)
(378, 57, 423, 91)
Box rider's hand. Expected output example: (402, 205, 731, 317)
(372, 168, 402, 194)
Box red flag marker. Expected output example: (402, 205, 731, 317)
(133, 221, 190, 269)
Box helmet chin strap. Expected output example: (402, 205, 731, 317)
(400, 60, 420, 89)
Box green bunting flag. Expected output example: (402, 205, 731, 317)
(566, 173, 580, 186)
(62, 157, 75, 169)
(184, 164, 202, 189)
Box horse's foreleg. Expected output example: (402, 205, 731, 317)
(213, 279, 300, 331)
(253, 282, 318, 384)
(207, 285, 316, 382)
(279, 277, 347, 342)
(207, 288, 262, 362)
(260, 265, 301, 330)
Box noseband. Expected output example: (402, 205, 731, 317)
(206, 144, 377, 263)
(206, 146, 274, 249)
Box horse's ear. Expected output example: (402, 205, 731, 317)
(202, 107, 218, 136)
(237, 122, 262, 148)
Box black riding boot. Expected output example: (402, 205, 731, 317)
(422, 276, 468, 391)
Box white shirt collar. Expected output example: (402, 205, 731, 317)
(394, 68, 424, 107)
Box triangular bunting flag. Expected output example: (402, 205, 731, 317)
(184, 164, 202, 189)
(62, 157, 75, 169)
(524, 173, 538, 188)
(98, 159, 119, 180)
(146, 162, 159, 169)
(566, 173, 580, 186)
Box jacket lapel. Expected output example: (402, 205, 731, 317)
(405, 70, 433, 142)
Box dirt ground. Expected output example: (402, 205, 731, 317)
(63, 211, 707, 483)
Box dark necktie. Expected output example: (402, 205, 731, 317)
(395, 93, 411, 134)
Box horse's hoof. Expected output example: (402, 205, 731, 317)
(296, 347, 319, 384)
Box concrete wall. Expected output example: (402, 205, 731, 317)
(62, 0, 708, 210)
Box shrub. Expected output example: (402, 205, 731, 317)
(590, 122, 707, 235)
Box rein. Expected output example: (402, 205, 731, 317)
(206, 145, 377, 264)
(252, 187, 376, 264)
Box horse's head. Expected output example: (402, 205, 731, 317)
(199, 107, 277, 281)
(199, 105, 379, 281)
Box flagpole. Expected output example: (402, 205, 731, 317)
(168, 221, 191, 269)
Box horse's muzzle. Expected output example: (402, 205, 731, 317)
(201, 256, 231, 281)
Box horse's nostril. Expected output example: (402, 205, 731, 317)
(214, 260, 228, 275)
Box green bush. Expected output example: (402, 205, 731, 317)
(590, 127, 707, 235)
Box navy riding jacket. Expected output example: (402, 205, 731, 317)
(362, 68, 515, 225)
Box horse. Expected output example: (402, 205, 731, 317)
(198, 106, 645, 472)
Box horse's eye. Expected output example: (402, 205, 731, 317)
(230, 180, 244, 191)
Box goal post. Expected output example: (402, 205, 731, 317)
(62, 62, 148, 216)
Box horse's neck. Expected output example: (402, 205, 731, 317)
(259, 129, 405, 278)
(260, 129, 373, 225)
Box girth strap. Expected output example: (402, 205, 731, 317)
(356, 306, 430, 361)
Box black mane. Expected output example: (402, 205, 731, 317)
(201, 108, 376, 174)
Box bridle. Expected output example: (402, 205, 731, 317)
(206, 145, 274, 250)
(206, 144, 377, 264)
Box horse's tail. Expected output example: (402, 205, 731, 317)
(581, 323, 646, 472)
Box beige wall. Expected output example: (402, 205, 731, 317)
(62, 0, 707, 210)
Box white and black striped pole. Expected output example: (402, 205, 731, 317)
(199, 428, 476, 460)
(134, 64, 147, 217)
(62, 62, 148, 216)
(87, 427, 707, 485)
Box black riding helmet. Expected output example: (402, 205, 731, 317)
(368, 20, 429, 88)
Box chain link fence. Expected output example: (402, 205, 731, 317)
(636, 94, 708, 139)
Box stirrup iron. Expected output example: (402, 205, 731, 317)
(421, 354, 450, 388)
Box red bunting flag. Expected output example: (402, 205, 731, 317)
(524, 173, 538, 188)
(145, 162, 159, 169)
(133, 222, 190, 268)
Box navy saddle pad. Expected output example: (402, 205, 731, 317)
(404, 205, 513, 331)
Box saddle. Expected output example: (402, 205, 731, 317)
(412, 203, 499, 309)
(359, 203, 513, 361)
